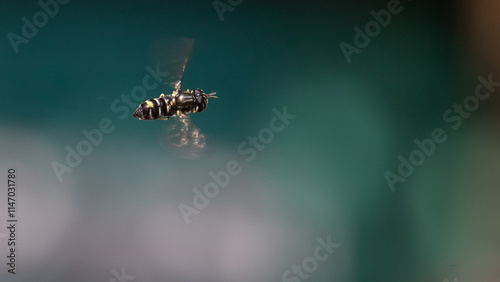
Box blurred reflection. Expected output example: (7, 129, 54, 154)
(162, 116, 207, 159)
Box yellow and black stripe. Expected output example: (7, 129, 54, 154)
(133, 89, 217, 120)
(134, 97, 176, 120)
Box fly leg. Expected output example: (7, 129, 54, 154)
(206, 92, 218, 99)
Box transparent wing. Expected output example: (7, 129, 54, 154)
(161, 116, 207, 160)
(150, 37, 194, 92)
(151, 38, 209, 158)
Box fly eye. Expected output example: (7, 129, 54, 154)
(193, 89, 203, 96)
(196, 95, 203, 103)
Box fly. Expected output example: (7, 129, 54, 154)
(133, 39, 218, 120)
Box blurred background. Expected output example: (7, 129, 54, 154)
(0, 0, 499, 281)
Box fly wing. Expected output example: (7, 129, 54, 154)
(150, 37, 194, 92)
(162, 116, 207, 159)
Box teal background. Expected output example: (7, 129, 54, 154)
(1, 0, 499, 281)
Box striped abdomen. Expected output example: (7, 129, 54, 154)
(133, 97, 176, 120)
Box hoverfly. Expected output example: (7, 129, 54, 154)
(134, 38, 216, 159)
(133, 38, 218, 121)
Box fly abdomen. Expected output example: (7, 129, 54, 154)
(133, 97, 176, 120)
(156, 97, 167, 116)
(148, 98, 160, 119)
(156, 97, 176, 118)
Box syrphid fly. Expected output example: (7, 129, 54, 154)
(134, 38, 217, 159)
(133, 38, 218, 121)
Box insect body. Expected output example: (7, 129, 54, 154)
(133, 38, 218, 121)
(133, 88, 218, 120)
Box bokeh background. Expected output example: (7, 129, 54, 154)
(1, 0, 499, 281)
